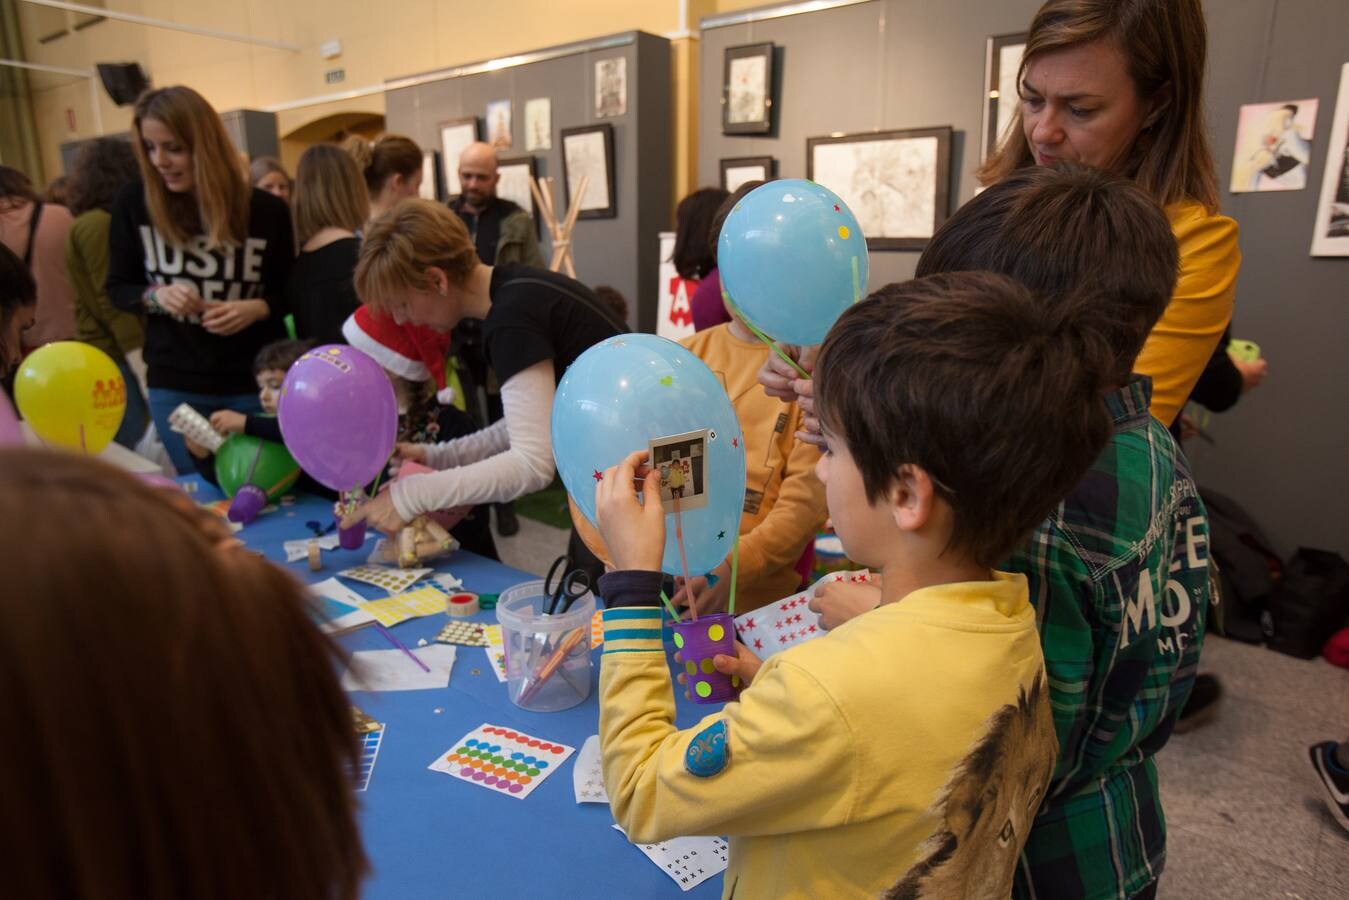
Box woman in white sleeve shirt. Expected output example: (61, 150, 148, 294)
(343, 199, 622, 534)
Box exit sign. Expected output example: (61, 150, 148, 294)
(325, 68, 345, 84)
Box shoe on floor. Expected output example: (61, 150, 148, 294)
(1309, 741, 1349, 833)
(1173, 673, 1222, 734)
(495, 503, 519, 537)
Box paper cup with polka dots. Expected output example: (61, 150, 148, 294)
(671, 614, 738, 704)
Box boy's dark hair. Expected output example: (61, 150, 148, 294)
(672, 187, 729, 280)
(0, 243, 37, 312)
(916, 163, 1178, 387)
(815, 272, 1114, 567)
(68, 137, 139, 217)
(592, 285, 628, 324)
(253, 339, 314, 375)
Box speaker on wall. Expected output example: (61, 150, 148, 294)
(96, 63, 149, 106)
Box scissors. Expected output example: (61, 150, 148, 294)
(544, 555, 591, 615)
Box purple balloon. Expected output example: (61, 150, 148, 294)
(0, 392, 21, 446)
(277, 345, 398, 492)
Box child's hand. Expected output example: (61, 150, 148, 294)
(341, 490, 407, 536)
(675, 641, 763, 697)
(809, 579, 881, 631)
(209, 409, 246, 435)
(595, 449, 664, 572)
(673, 563, 731, 615)
(184, 437, 210, 459)
(394, 442, 427, 463)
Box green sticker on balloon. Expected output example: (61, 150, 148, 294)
(695, 680, 712, 698)
(708, 623, 725, 642)
(672, 632, 684, 649)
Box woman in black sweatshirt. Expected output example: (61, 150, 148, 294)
(107, 85, 293, 474)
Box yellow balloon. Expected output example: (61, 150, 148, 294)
(14, 341, 126, 454)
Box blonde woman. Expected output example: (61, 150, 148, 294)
(342, 134, 422, 224)
(286, 144, 369, 344)
(249, 156, 292, 203)
(107, 85, 294, 474)
(343, 199, 622, 535)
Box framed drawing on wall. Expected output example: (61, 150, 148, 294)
(719, 156, 775, 193)
(1311, 63, 1349, 256)
(807, 127, 953, 251)
(561, 124, 616, 219)
(595, 57, 627, 118)
(496, 155, 540, 235)
(983, 32, 1028, 160)
(438, 116, 479, 198)
(419, 149, 441, 201)
(723, 42, 774, 135)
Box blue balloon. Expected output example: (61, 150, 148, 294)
(717, 179, 869, 346)
(552, 334, 746, 577)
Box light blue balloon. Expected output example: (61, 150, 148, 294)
(552, 334, 746, 577)
(717, 178, 869, 346)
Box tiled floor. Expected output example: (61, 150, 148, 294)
(1157, 636, 1349, 899)
(492, 518, 1349, 898)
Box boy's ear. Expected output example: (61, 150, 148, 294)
(426, 266, 449, 297)
(889, 463, 936, 534)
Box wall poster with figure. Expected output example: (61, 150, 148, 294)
(1311, 63, 1349, 256)
(1230, 99, 1318, 193)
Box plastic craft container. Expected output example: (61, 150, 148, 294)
(497, 580, 595, 712)
(671, 613, 738, 703)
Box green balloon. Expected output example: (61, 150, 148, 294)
(215, 435, 300, 500)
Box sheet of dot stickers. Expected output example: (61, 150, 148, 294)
(573, 734, 608, 804)
(481, 624, 508, 681)
(612, 826, 729, 892)
(428, 724, 574, 799)
(436, 620, 488, 647)
(733, 570, 873, 659)
(355, 584, 449, 627)
(590, 608, 605, 648)
(337, 564, 431, 594)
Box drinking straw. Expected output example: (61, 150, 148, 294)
(672, 494, 697, 620)
(373, 621, 431, 673)
(727, 533, 741, 617)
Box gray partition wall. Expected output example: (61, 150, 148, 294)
(699, 0, 1349, 556)
(385, 31, 672, 333)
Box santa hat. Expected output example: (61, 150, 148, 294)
(342, 307, 456, 405)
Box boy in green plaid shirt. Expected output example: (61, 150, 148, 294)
(811, 164, 1209, 900)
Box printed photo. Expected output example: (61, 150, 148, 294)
(1231, 99, 1318, 192)
(648, 429, 709, 513)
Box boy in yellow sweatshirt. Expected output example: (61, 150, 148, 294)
(592, 271, 1118, 898)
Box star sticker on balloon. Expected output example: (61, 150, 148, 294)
(592, 469, 604, 482)
(659, 375, 673, 386)
(732, 437, 739, 449)
(717, 531, 726, 540)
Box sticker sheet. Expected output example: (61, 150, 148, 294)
(733, 570, 873, 659)
(573, 734, 608, 804)
(338, 564, 431, 594)
(340, 644, 456, 692)
(355, 726, 384, 792)
(355, 584, 448, 627)
(428, 724, 574, 800)
(436, 620, 488, 647)
(482, 623, 508, 682)
(613, 826, 729, 892)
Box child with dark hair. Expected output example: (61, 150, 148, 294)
(589, 270, 1117, 897)
(689, 181, 764, 332)
(0, 242, 37, 377)
(812, 163, 1206, 900)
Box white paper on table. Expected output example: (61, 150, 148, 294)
(284, 533, 342, 562)
(431, 572, 463, 593)
(481, 623, 508, 682)
(733, 570, 873, 659)
(341, 644, 457, 691)
(309, 577, 377, 634)
(573, 734, 608, 804)
(612, 825, 729, 892)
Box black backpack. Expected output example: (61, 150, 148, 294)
(1200, 486, 1282, 643)
(1261, 548, 1349, 660)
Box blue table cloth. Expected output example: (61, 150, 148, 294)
(191, 479, 724, 899)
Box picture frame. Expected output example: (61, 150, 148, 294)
(486, 99, 512, 150)
(719, 156, 775, 193)
(419, 148, 441, 202)
(1311, 63, 1349, 256)
(648, 429, 710, 514)
(722, 42, 774, 135)
(524, 97, 552, 151)
(594, 56, 627, 119)
(807, 127, 953, 251)
(560, 123, 616, 219)
(496, 155, 541, 236)
(983, 32, 1028, 160)
(438, 116, 479, 198)
(1230, 99, 1319, 193)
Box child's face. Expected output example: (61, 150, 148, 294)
(256, 369, 286, 415)
(814, 426, 895, 569)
